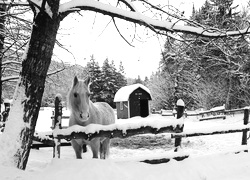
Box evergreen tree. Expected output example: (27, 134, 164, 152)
(86, 55, 104, 102)
(101, 58, 118, 107)
(188, 0, 250, 109)
(116, 61, 127, 88)
(135, 75, 143, 84)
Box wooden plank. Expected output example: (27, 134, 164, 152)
(199, 115, 226, 121)
(171, 127, 250, 138)
(141, 155, 189, 164)
(32, 134, 54, 146)
(51, 115, 70, 119)
(54, 125, 184, 141)
(199, 109, 225, 117)
(225, 108, 244, 115)
(31, 141, 71, 149)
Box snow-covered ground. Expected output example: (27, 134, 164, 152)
(1, 109, 250, 180)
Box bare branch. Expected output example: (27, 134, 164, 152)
(112, 17, 135, 47)
(47, 67, 65, 77)
(55, 39, 76, 61)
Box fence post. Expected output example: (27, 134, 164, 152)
(242, 108, 249, 152)
(174, 99, 185, 152)
(0, 100, 11, 132)
(53, 94, 62, 158)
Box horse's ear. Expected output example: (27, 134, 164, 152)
(73, 76, 78, 86)
(84, 77, 91, 86)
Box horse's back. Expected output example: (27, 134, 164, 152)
(92, 102, 115, 125)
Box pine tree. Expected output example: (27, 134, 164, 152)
(135, 75, 143, 84)
(86, 55, 104, 102)
(101, 58, 118, 107)
(116, 61, 127, 88)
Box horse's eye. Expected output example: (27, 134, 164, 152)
(74, 93, 78, 98)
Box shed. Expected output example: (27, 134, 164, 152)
(114, 84, 152, 119)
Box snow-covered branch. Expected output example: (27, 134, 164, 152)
(59, 0, 250, 38)
(1, 75, 19, 82)
(2, 60, 22, 66)
(1, 67, 66, 82)
(47, 67, 65, 76)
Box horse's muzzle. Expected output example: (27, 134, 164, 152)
(79, 112, 90, 121)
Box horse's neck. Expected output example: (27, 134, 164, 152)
(89, 100, 98, 114)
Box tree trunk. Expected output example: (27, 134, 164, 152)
(225, 75, 232, 109)
(2, 4, 61, 169)
(0, 4, 6, 112)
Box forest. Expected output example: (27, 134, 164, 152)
(146, 0, 250, 111)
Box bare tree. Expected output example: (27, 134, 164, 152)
(1, 0, 250, 170)
(0, 2, 66, 100)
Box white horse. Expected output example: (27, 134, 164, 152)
(68, 76, 115, 159)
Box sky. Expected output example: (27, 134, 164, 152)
(55, 0, 248, 79)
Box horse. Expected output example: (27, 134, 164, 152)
(68, 76, 116, 159)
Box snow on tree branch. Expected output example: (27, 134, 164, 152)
(59, 0, 250, 38)
(1, 67, 66, 82)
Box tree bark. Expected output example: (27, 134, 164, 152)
(0, 4, 6, 112)
(3, 2, 61, 170)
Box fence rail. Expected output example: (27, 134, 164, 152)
(171, 126, 250, 138)
(53, 124, 184, 141)
(160, 107, 246, 118)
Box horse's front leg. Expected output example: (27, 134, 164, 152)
(71, 139, 83, 159)
(90, 138, 100, 158)
(100, 138, 111, 159)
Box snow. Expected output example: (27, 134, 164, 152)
(1, 109, 250, 179)
(0, 84, 28, 167)
(209, 104, 225, 111)
(114, 83, 151, 102)
(58, 0, 250, 38)
(53, 114, 183, 137)
(177, 99, 185, 106)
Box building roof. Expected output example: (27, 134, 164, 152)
(177, 99, 185, 106)
(114, 83, 151, 102)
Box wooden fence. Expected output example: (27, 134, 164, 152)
(160, 107, 246, 122)
(31, 94, 250, 163)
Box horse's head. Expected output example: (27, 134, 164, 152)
(68, 76, 92, 122)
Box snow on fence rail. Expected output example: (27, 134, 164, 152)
(52, 119, 184, 141)
(33, 95, 250, 163)
(171, 125, 250, 138)
(159, 106, 245, 120)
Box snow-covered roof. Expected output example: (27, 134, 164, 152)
(114, 84, 151, 102)
(177, 99, 185, 107)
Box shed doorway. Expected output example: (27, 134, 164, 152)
(130, 100, 140, 118)
(140, 99, 149, 117)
